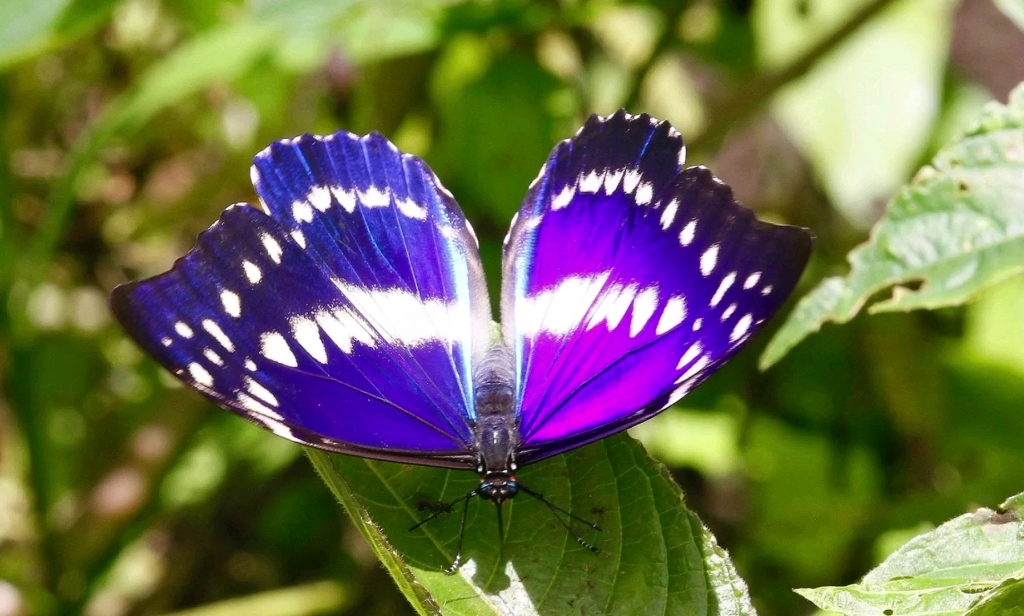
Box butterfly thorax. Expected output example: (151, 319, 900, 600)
(472, 342, 519, 503)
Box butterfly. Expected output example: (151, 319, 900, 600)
(111, 110, 812, 572)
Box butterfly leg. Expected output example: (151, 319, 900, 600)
(517, 483, 601, 552)
(444, 493, 473, 575)
(409, 488, 478, 574)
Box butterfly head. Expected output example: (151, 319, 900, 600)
(478, 471, 518, 506)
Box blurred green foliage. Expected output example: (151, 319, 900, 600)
(1, 0, 1024, 615)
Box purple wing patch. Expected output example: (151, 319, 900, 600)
(503, 111, 812, 463)
(112, 131, 492, 468)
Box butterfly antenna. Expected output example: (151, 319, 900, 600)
(410, 488, 476, 532)
(444, 492, 473, 575)
(517, 484, 601, 552)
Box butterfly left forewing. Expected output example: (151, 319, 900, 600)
(113, 131, 492, 468)
(503, 111, 812, 463)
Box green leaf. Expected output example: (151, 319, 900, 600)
(965, 579, 1024, 616)
(754, 0, 956, 226)
(431, 53, 561, 227)
(307, 434, 755, 615)
(760, 82, 1024, 370)
(994, 0, 1024, 31)
(795, 491, 1024, 616)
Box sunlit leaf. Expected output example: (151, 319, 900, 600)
(307, 434, 755, 616)
(796, 491, 1024, 616)
(753, 0, 956, 226)
(761, 82, 1024, 369)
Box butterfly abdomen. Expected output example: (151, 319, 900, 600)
(472, 342, 518, 474)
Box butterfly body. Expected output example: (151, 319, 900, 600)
(111, 110, 812, 572)
(472, 341, 519, 483)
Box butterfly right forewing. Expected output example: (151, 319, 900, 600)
(503, 111, 812, 463)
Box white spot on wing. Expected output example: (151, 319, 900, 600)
(721, 303, 736, 321)
(761, 285, 773, 296)
(630, 286, 659, 337)
(744, 272, 761, 289)
(261, 234, 282, 264)
(676, 342, 702, 369)
(244, 358, 257, 371)
(710, 272, 735, 307)
(260, 331, 297, 367)
(731, 313, 753, 342)
(678, 144, 687, 167)
(290, 315, 327, 364)
(203, 319, 235, 352)
(236, 392, 283, 420)
(175, 322, 193, 338)
(332, 281, 471, 348)
(680, 220, 697, 246)
(667, 382, 693, 406)
(290, 229, 306, 248)
(586, 283, 638, 331)
(308, 185, 332, 211)
(579, 170, 604, 194)
(220, 290, 241, 318)
(244, 376, 279, 407)
(161, 337, 173, 347)
(203, 348, 223, 366)
(360, 186, 391, 207)
(396, 196, 428, 220)
(243, 261, 262, 284)
(623, 169, 642, 194)
(635, 182, 654, 206)
(188, 362, 213, 387)
(331, 186, 356, 212)
(656, 295, 686, 334)
(292, 200, 314, 223)
(678, 355, 709, 382)
(604, 168, 624, 194)
(551, 184, 576, 210)
(693, 317, 702, 331)
(660, 199, 679, 230)
(700, 244, 719, 276)
(516, 273, 611, 337)
(316, 307, 375, 354)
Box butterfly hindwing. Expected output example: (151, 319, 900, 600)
(113, 131, 493, 468)
(503, 111, 812, 463)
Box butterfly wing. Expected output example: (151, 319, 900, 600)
(503, 111, 812, 464)
(112, 131, 492, 468)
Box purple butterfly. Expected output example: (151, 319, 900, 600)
(111, 111, 812, 572)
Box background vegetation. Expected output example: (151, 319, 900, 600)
(1, 0, 1024, 614)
